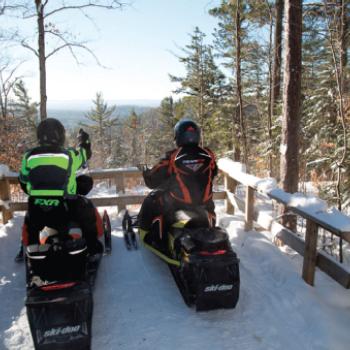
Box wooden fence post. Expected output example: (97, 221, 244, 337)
(302, 219, 318, 286)
(115, 174, 126, 211)
(245, 186, 254, 231)
(224, 174, 237, 215)
(0, 178, 13, 224)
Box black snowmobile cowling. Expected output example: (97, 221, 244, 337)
(125, 208, 240, 311)
(25, 210, 112, 350)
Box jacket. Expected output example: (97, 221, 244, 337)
(143, 145, 217, 206)
(19, 145, 89, 197)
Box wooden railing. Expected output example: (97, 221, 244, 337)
(218, 158, 350, 289)
(1, 161, 350, 289)
(0, 167, 226, 221)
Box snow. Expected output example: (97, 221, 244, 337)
(0, 165, 10, 178)
(1, 185, 350, 349)
(0, 165, 17, 179)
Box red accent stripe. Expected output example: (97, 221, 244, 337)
(199, 250, 226, 256)
(95, 209, 104, 238)
(170, 149, 192, 204)
(22, 223, 29, 246)
(41, 282, 76, 291)
(151, 160, 169, 174)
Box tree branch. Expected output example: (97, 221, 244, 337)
(20, 40, 39, 57)
(45, 1, 125, 18)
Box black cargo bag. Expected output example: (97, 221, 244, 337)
(26, 282, 93, 350)
(180, 227, 240, 311)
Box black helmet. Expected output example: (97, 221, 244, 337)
(174, 119, 200, 147)
(37, 118, 65, 147)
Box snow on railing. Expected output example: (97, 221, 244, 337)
(218, 158, 350, 288)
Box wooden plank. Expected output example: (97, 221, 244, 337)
(0, 179, 13, 224)
(317, 250, 350, 289)
(224, 175, 237, 214)
(87, 168, 141, 180)
(213, 191, 226, 200)
(302, 220, 318, 286)
(5, 191, 226, 212)
(4, 170, 142, 182)
(245, 186, 254, 231)
(273, 222, 350, 288)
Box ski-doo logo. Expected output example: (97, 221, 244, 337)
(43, 325, 81, 338)
(204, 284, 233, 293)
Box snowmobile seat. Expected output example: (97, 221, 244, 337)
(171, 207, 212, 230)
(26, 238, 88, 287)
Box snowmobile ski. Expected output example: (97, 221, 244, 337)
(122, 210, 138, 250)
(102, 210, 112, 255)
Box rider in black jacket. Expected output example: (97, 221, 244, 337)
(138, 119, 218, 250)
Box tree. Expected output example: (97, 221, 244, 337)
(210, 0, 252, 163)
(12, 79, 38, 146)
(170, 27, 226, 147)
(83, 92, 118, 167)
(280, 0, 302, 230)
(5, 1, 126, 120)
(0, 59, 22, 119)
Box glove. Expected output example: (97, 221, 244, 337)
(137, 163, 149, 172)
(78, 129, 90, 146)
(78, 129, 91, 160)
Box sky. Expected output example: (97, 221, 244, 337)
(2, 0, 221, 106)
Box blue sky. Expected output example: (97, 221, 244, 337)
(4, 0, 220, 104)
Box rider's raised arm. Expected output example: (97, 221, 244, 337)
(70, 129, 92, 171)
(143, 150, 173, 189)
(18, 152, 30, 194)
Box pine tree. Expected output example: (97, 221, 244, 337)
(170, 27, 226, 148)
(83, 92, 118, 168)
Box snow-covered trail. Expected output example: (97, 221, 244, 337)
(1, 206, 350, 350)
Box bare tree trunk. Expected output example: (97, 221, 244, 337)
(340, 0, 348, 93)
(272, 0, 284, 110)
(37, 1, 47, 120)
(269, 0, 284, 177)
(280, 0, 302, 231)
(266, 1, 274, 176)
(235, 0, 247, 166)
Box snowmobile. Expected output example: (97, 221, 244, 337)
(123, 207, 240, 311)
(25, 210, 112, 350)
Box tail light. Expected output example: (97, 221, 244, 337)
(199, 250, 226, 256)
(40, 282, 76, 291)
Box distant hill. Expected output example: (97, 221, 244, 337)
(48, 105, 156, 129)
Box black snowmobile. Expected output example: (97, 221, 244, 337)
(123, 207, 240, 311)
(25, 210, 112, 350)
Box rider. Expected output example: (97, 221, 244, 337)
(18, 118, 103, 255)
(138, 118, 218, 251)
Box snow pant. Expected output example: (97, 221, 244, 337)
(22, 195, 103, 254)
(138, 189, 216, 249)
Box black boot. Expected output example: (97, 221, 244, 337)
(14, 244, 24, 263)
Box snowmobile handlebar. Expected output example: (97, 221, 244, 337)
(137, 163, 149, 172)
